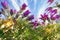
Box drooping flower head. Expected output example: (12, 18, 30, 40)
(21, 3, 27, 10)
(22, 10, 30, 17)
(1, 1, 8, 9)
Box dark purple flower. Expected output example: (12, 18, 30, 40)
(40, 13, 48, 21)
(48, 0, 54, 4)
(1, 1, 8, 9)
(0, 12, 1, 14)
(21, 3, 27, 10)
(10, 9, 17, 15)
(27, 15, 34, 20)
(45, 7, 52, 12)
(23, 10, 30, 17)
(10, 9, 14, 15)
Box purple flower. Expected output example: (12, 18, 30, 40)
(48, 0, 54, 4)
(50, 16, 56, 20)
(21, 3, 27, 10)
(50, 15, 60, 20)
(50, 9, 57, 15)
(45, 7, 52, 12)
(55, 15, 60, 19)
(50, 9, 59, 20)
(27, 15, 34, 20)
(10, 9, 14, 15)
(1, 1, 8, 9)
(0, 12, 1, 14)
(23, 10, 30, 17)
(40, 13, 48, 21)
(10, 9, 17, 15)
(32, 21, 38, 29)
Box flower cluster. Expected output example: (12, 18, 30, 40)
(0, 1, 34, 31)
(0, 0, 60, 40)
(40, 7, 60, 25)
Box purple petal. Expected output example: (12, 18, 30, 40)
(27, 15, 34, 20)
(50, 16, 56, 20)
(48, 0, 54, 4)
(50, 9, 57, 16)
(10, 9, 14, 15)
(23, 10, 30, 17)
(51, 9, 57, 14)
(21, 3, 27, 10)
(10, 9, 17, 15)
(1, 1, 8, 9)
(45, 7, 52, 12)
(55, 15, 60, 19)
(31, 20, 38, 29)
(50, 15, 60, 20)
(40, 13, 48, 21)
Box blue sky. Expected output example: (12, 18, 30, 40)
(0, 0, 60, 19)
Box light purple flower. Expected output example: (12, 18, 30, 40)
(1, 1, 8, 9)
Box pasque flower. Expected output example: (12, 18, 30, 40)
(1, 1, 8, 9)
(50, 9, 57, 15)
(45, 7, 52, 12)
(22, 10, 30, 17)
(31, 20, 38, 29)
(50, 9, 59, 20)
(0, 12, 2, 14)
(21, 3, 27, 10)
(50, 15, 60, 20)
(10, 9, 17, 15)
(48, 0, 54, 4)
(40, 13, 48, 21)
(27, 15, 34, 20)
